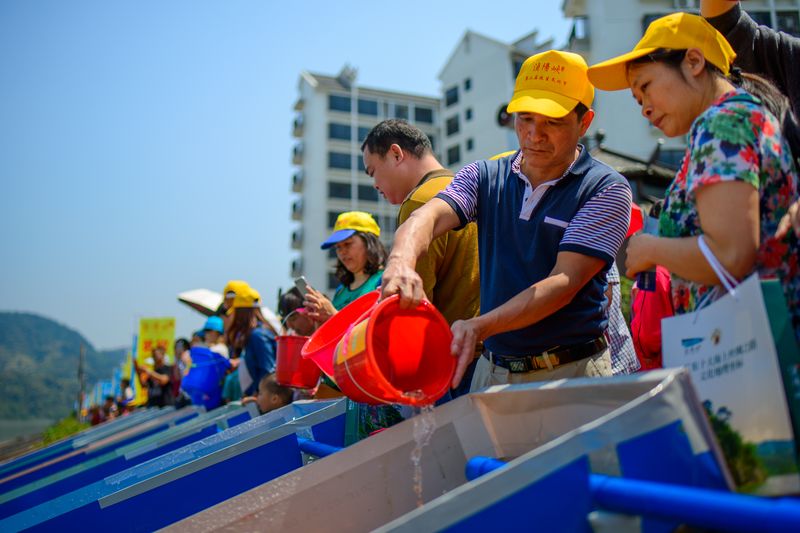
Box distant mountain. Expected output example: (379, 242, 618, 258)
(0, 312, 126, 420)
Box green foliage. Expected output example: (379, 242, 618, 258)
(620, 276, 633, 326)
(0, 312, 126, 420)
(704, 400, 767, 488)
(39, 415, 89, 446)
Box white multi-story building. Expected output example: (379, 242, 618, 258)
(292, 2, 800, 287)
(562, 0, 800, 166)
(290, 67, 440, 292)
(437, 30, 553, 168)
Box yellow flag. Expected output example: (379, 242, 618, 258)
(136, 317, 176, 366)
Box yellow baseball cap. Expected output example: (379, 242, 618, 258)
(222, 280, 249, 299)
(232, 285, 261, 309)
(587, 12, 736, 91)
(321, 211, 381, 250)
(507, 50, 594, 118)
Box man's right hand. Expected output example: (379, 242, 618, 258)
(699, 0, 739, 18)
(381, 258, 425, 309)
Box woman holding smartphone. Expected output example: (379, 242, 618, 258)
(303, 211, 401, 442)
(303, 211, 387, 322)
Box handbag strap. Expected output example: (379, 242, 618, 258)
(697, 235, 739, 295)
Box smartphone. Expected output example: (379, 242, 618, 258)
(294, 276, 310, 296)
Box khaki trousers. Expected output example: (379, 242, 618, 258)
(470, 347, 613, 391)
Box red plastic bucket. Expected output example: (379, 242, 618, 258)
(333, 295, 455, 407)
(276, 335, 320, 388)
(301, 290, 380, 378)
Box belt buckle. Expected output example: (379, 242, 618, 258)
(534, 350, 559, 370)
(507, 358, 528, 373)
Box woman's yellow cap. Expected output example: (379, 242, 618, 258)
(587, 12, 736, 91)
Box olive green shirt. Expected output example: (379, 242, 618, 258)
(398, 169, 480, 327)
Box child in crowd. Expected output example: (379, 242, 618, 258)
(242, 373, 293, 414)
(279, 287, 315, 336)
(203, 316, 230, 358)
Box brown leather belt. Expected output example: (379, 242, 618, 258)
(484, 337, 608, 373)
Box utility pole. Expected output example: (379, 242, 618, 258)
(77, 343, 86, 421)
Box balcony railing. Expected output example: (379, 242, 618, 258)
(292, 143, 304, 165)
(292, 116, 304, 138)
(291, 230, 303, 250)
(292, 171, 304, 193)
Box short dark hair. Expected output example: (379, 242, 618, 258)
(279, 287, 304, 317)
(260, 374, 293, 405)
(361, 119, 432, 159)
(175, 338, 190, 353)
(335, 232, 387, 287)
(573, 102, 589, 121)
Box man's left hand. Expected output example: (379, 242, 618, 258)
(624, 233, 657, 278)
(450, 318, 484, 388)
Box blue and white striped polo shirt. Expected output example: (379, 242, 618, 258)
(436, 147, 631, 356)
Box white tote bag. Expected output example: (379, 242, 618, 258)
(662, 236, 799, 494)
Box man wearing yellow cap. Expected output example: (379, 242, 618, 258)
(383, 50, 632, 390)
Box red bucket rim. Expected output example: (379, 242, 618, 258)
(301, 290, 380, 360)
(359, 294, 454, 406)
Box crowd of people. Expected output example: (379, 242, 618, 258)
(95, 4, 800, 442)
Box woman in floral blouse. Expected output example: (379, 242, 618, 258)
(587, 12, 800, 343)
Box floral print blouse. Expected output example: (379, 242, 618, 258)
(658, 89, 799, 339)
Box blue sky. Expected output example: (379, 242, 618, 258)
(0, 0, 570, 349)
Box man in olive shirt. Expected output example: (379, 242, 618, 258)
(362, 119, 480, 396)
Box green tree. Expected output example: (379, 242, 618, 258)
(40, 414, 89, 446)
(704, 400, 767, 488)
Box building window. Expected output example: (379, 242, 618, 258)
(327, 211, 339, 228)
(427, 134, 435, 152)
(465, 108, 473, 121)
(328, 152, 351, 170)
(447, 145, 460, 166)
(358, 126, 371, 143)
(641, 14, 661, 34)
(466, 138, 474, 152)
(415, 106, 434, 123)
(358, 184, 379, 202)
(513, 59, 525, 79)
(446, 115, 460, 136)
(291, 259, 303, 277)
(357, 157, 366, 172)
(329, 94, 351, 112)
(570, 16, 590, 42)
(395, 104, 409, 120)
(464, 78, 472, 91)
(777, 11, 800, 36)
(328, 181, 351, 199)
(328, 123, 351, 141)
(748, 11, 773, 27)
(445, 86, 459, 107)
(358, 98, 378, 116)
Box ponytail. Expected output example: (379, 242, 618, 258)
(731, 70, 800, 166)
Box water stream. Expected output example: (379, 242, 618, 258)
(409, 399, 436, 508)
